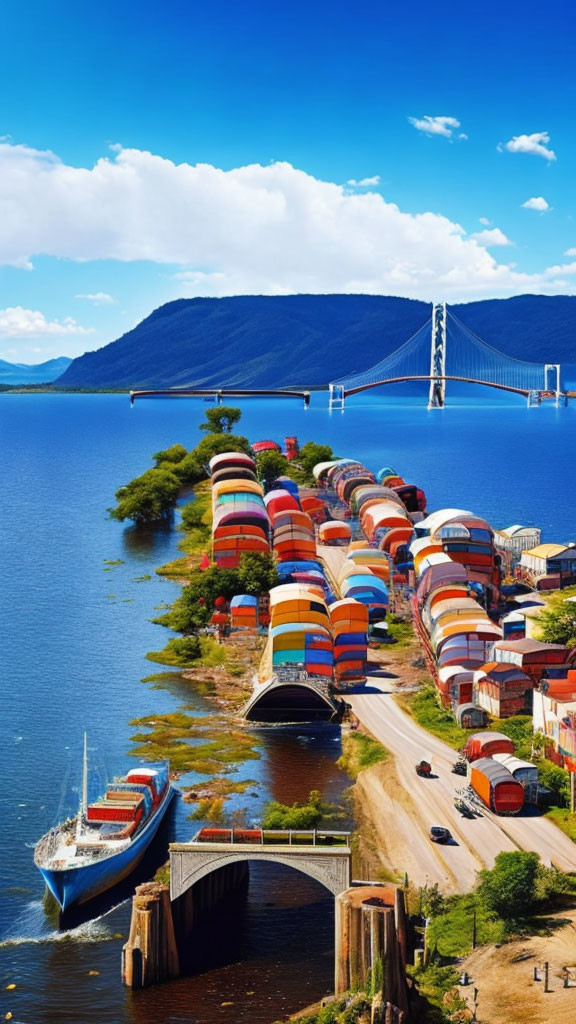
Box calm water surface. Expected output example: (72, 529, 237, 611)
(0, 391, 575, 1023)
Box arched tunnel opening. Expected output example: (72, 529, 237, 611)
(245, 683, 338, 723)
(154, 861, 335, 1023)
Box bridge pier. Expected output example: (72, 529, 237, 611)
(329, 384, 346, 412)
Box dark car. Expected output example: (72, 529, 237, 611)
(429, 826, 452, 844)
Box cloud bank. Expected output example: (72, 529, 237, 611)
(408, 115, 466, 139)
(0, 306, 93, 338)
(0, 141, 574, 301)
(522, 196, 550, 211)
(501, 132, 556, 161)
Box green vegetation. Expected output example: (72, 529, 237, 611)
(155, 552, 278, 632)
(408, 964, 466, 1024)
(337, 731, 389, 778)
(426, 893, 506, 956)
(109, 465, 182, 524)
(108, 406, 252, 524)
(199, 405, 242, 434)
(478, 850, 542, 923)
(385, 618, 413, 647)
(272, 994, 371, 1024)
(129, 710, 260, 775)
(146, 634, 227, 668)
(189, 796, 225, 821)
(397, 685, 468, 750)
(261, 789, 343, 829)
(545, 806, 576, 840)
(537, 586, 576, 646)
(254, 441, 335, 490)
(154, 863, 171, 886)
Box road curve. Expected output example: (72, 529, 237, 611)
(347, 679, 576, 891)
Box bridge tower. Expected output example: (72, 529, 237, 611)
(544, 363, 563, 405)
(428, 301, 447, 409)
(329, 383, 346, 412)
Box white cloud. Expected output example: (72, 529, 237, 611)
(408, 115, 464, 139)
(564, 247, 576, 257)
(470, 228, 513, 247)
(75, 291, 117, 305)
(0, 140, 574, 302)
(347, 175, 381, 187)
(479, 217, 491, 226)
(522, 196, 550, 212)
(0, 306, 94, 338)
(500, 132, 556, 162)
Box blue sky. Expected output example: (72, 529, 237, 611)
(1, 0, 575, 362)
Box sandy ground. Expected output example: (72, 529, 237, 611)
(459, 911, 576, 1024)
(347, 678, 576, 892)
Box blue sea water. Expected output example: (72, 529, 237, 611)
(0, 390, 574, 1023)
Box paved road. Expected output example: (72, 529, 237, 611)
(348, 679, 576, 891)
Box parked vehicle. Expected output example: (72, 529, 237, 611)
(430, 826, 452, 843)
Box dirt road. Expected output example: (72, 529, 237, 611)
(348, 679, 576, 891)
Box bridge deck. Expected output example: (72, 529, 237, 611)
(189, 828, 350, 847)
(130, 387, 310, 403)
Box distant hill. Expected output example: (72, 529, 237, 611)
(57, 294, 576, 390)
(0, 355, 73, 385)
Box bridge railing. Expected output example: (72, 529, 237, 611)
(193, 827, 350, 847)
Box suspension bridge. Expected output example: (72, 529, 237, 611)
(329, 302, 564, 410)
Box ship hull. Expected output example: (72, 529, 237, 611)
(40, 787, 175, 911)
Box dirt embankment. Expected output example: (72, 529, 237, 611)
(460, 911, 576, 1024)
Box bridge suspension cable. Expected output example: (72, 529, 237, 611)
(329, 302, 561, 407)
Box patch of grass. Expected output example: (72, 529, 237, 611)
(385, 619, 414, 647)
(133, 574, 151, 582)
(129, 711, 260, 775)
(189, 797, 225, 822)
(104, 559, 124, 566)
(146, 635, 227, 669)
(408, 964, 466, 1023)
(545, 807, 576, 842)
(426, 893, 506, 956)
(155, 555, 195, 579)
(337, 730, 389, 778)
(261, 790, 344, 829)
(154, 863, 170, 886)
(397, 685, 468, 750)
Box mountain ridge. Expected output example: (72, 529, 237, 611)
(57, 294, 576, 390)
(0, 355, 73, 385)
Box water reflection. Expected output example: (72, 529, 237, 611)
(121, 520, 175, 559)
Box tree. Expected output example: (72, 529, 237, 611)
(163, 566, 242, 632)
(200, 405, 242, 434)
(538, 597, 576, 646)
(478, 851, 540, 922)
(256, 450, 290, 490)
(109, 467, 181, 524)
(237, 552, 279, 596)
(153, 443, 188, 466)
(298, 441, 335, 480)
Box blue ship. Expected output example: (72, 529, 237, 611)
(34, 741, 174, 911)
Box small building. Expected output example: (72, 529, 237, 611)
(492, 638, 576, 684)
(492, 753, 539, 786)
(454, 702, 486, 729)
(473, 662, 533, 718)
(519, 544, 576, 590)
